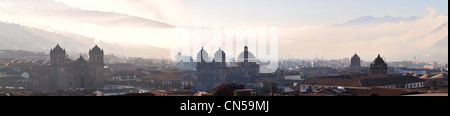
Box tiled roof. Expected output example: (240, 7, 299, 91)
(141, 74, 184, 81)
(360, 76, 425, 86)
(300, 75, 425, 87)
(209, 83, 231, 94)
(345, 88, 406, 96)
(431, 74, 448, 79)
(300, 76, 362, 87)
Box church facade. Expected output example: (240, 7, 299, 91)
(195, 46, 260, 90)
(49, 44, 105, 90)
(350, 53, 361, 69)
(370, 54, 388, 77)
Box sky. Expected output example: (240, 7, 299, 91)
(189, 0, 448, 26)
(0, 0, 448, 63)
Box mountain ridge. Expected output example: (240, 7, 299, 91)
(0, 21, 170, 59)
(335, 15, 421, 26)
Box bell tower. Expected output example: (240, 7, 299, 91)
(50, 44, 67, 66)
(350, 53, 361, 69)
(89, 45, 104, 65)
(89, 45, 105, 88)
(370, 54, 388, 77)
(49, 44, 68, 89)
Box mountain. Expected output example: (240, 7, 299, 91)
(0, 22, 55, 51)
(0, 22, 170, 59)
(335, 15, 421, 26)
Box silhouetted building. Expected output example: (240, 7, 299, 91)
(195, 46, 260, 90)
(299, 74, 425, 93)
(49, 44, 105, 90)
(350, 53, 361, 69)
(370, 54, 388, 77)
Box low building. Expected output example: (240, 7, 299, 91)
(418, 74, 448, 87)
(299, 75, 425, 92)
(0, 75, 34, 89)
(138, 71, 193, 90)
(105, 71, 137, 86)
(314, 87, 408, 96)
(208, 83, 245, 96)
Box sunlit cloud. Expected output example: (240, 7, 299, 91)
(279, 7, 448, 62)
(0, 0, 184, 48)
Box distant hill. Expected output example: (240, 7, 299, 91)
(335, 15, 421, 26)
(0, 22, 170, 59)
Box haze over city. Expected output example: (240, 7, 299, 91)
(0, 0, 448, 63)
(0, 0, 448, 98)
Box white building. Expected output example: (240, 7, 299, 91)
(299, 75, 425, 93)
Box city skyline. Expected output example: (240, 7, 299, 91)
(0, 0, 448, 63)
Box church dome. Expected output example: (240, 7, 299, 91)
(237, 49, 256, 62)
(213, 48, 225, 62)
(76, 55, 86, 62)
(373, 54, 385, 64)
(197, 47, 210, 62)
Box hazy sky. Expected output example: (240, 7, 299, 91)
(0, 0, 448, 63)
(189, 0, 448, 26)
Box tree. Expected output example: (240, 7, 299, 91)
(255, 82, 280, 95)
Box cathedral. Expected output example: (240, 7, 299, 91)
(350, 53, 361, 69)
(49, 44, 105, 90)
(370, 54, 388, 77)
(195, 46, 260, 90)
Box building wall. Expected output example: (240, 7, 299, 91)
(381, 82, 424, 89)
(48, 46, 105, 90)
(299, 84, 367, 92)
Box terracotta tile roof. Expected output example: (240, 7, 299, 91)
(300, 75, 426, 87)
(0, 93, 9, 96)
(300, 76, 362, 87)
(402, 93, 448, 96)
(360, 76, 425, 86)
(345, 88, 406, 96)
(404, 87, 448, 93)
(419, 74, 430, 79)
(140, 74, 184, 81)
(209, 83, 231, 94)
(431, 74, 448, 79)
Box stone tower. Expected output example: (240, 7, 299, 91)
(350, 53, 361, 69)
(89, 45, 105, 88)
(49, 44, 69, 89)
(75, 55, 89, 88)
(370, 54, 388, 77)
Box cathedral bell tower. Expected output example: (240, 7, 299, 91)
(350, 53, 361, 69)
(88, 45, 105, 88)
(49, 44, 68, 90)
(370, 54, 388, 77)
(89, 45, 104, 65)
(50, 44, 67, 66)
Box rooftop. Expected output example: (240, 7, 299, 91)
(402, 93, 448, 96)
(300, 75, 426, 87)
